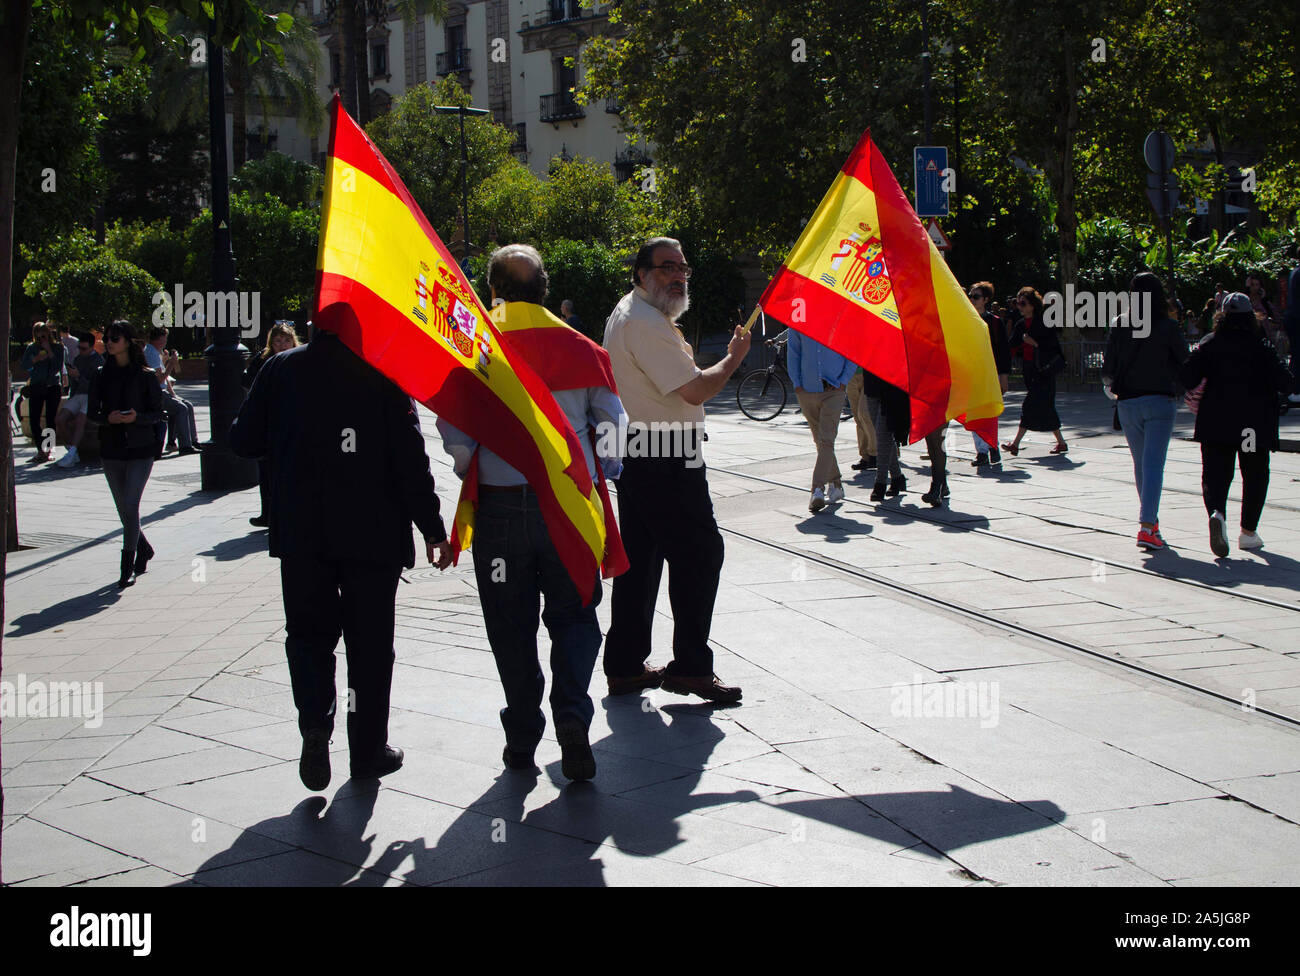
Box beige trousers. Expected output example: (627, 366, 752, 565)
(845, 371, 877, 457)
(795, 386, 847, 489)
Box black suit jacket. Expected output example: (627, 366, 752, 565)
(230, 331, 446, 567)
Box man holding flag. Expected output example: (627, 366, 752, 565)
(437, 245, 628, 782)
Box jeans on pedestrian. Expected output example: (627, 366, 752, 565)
(1117, 394, 1178, 525)
(160, 390, 196, 449)
(471, 489, 603, 751)
(101, 457, 153, 550)
(865, 396, 902, 483)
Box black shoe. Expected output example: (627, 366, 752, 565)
(888, 475, 906, 496)
(921, 480, 945, 507)
(166, 441, 178, 451)
(118, 548, 136, 589)
(851, 454, 878, 471)
(134, 534, 154, 575)
(870, 482, 886, 502)
(502, 745, 537, 771)
(300, 729, 331, 791)
(350, 745, 403, 780)
(971, 454, 989, 467)
(249, 515, 269, 528)
(941, 481, 951, 498)
(555, 720, 596, 781)
(177, 446, 200, 456)
(989, 448, 1002, 465)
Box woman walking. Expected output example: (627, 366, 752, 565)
(88, 321, 164, 588)
(1102, 273, 1190, 551)
(1180, 293, 1294, 557)
(243, 323, 300, 527)
(1002, 287, 1068, 457)
(20, 322, 65, 462)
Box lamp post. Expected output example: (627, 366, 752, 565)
(433, 104, 490, 263)
(200, 22, 257, 491)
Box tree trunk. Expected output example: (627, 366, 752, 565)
(339, 0, 358, 118)
(1054, 33, 1080, 292)
(353, 1, 370, 126)
(231, 56, 247, 170)
(0, 0, 34, 852)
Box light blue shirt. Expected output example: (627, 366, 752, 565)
(143, 342, 167, 389)
(786, 330, 858, 392)
(437, 386, 627, 486)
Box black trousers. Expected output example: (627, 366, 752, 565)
(1201, 442, 1271, 532)
(605, 455, 725, 679)
(26, 385, 61, 445)
(471, 489, 602, 751)
(924, 425, 947, 484)
(279, 556, 402, 762)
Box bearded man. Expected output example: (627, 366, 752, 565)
(600, 237, 751, 704)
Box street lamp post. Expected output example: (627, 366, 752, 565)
(433, 104, 489, 261)
(201, 23, 257, 491)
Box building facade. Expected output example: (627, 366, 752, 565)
(233, 0, 650, 183)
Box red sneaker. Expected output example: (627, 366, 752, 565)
(1136, 527, 1167, 551)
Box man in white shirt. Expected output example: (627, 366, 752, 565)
(602, 237, 751, 704)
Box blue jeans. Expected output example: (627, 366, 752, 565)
(1117, 395, 1178, 525)
(471, 488, 603, 751)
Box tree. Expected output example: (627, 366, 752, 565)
(231, 150, 324, 208)
(27, 252, 162, 332)
(365, 77, 516, 242)
(537, 238, 627, 341)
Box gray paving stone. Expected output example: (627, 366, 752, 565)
(1, 817, 145, 885)
(690, 835, 971, 886)
(92, 743, 280, 793)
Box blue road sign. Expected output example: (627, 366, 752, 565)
(914, 146, 949, 217)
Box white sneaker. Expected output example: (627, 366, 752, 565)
(809, 487, 826, 513)
(1208, 511, 1228, 558)
(827, 483, 845, 505)
(55, 447, 78, 468)
(1239, 530, 1264, 550)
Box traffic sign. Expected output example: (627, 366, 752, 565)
(925, 218, 951, 251)
(1144, 171, 1180, 220)
(1143, 130, 1176, 174)
(914, 146, 949, 217)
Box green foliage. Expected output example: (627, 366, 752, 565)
(470, 160, 544, 246)
(183, 191, 319, 328)
(106, 219, 189, 289)
(231, 151, 323, 208)
(534, 157, 644, 252)
(537, 239, 628, 341)
(26, 253, 162, 332)
(672, 235, 747, 341)
(366, 78, 517, 242)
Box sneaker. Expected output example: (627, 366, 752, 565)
(56, 447, 79, 468)
(299, 729, 331, 792)
(1208, 511, 1229, 558)
(1136, 527, 1167, 551)
(809, 487, 826, 512)
(555, 720, 596, 782)
(1239, 529, 1264, 550)
(971, 454, 989, 467)
(827, 483, 845, 505)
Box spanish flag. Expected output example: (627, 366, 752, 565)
(314, 96, 611, 603)
(758, 130, 1002, 443)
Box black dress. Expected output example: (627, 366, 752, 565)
(1015, 316, 1063, 431)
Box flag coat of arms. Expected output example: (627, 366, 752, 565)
(313, 96, 613, 602)
(758, 130, 1003, 444)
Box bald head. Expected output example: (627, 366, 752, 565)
(488, 244, 549, 304)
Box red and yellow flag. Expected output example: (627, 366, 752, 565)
(314, 96, 610, 602)
(758, 130, 1002, 443)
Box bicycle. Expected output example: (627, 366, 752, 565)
(735, 331, 790, 421)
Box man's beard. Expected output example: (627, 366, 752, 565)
(644, 277, 690, 320)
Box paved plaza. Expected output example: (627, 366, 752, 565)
(3, 381, 1300, 886)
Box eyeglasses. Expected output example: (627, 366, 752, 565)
(650, 262, 692, 278)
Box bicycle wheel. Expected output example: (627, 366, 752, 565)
(736, 369, 788, 421)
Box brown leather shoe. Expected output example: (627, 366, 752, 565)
(660, 673, 742, 704)
(607, 666, 665, 696)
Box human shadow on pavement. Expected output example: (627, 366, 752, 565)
(5, 583, 127, 637)
(197, 532, 269, 562)
(181, 790, 390, 886)
(1137, 541, 1300, 595)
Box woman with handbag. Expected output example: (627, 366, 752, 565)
(1180, 293, 1294, 557)
(1002, 287, 1068, 457)
(88, 320, 164, 588)
(1101, 273, 1190, 551)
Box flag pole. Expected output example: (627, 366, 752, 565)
(739, 305, 762, 336)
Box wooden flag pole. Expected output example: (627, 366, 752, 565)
(739, 305, 763, 336)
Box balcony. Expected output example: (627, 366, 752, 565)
(546, 0, 585, 23)
(614, 148, 651, 183)
(605, 95, 622, 114)
(540, 92, 585, 123)
(436, 48, 471, 76)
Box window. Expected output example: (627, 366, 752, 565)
(330, 51, 340, 87)
(371, 42, 387, 78)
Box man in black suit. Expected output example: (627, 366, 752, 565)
(231, 330, 452, 791)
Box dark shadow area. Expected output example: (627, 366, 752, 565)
(5, 583, 127, 637)
(198, 532, 269, 562)
(1137, 543, 1300, 597)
